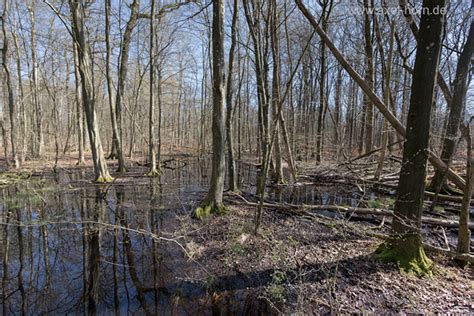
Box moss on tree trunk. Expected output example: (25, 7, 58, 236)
(376, 234, 432, 277)
(95, 176, 114, 183)
(193, 201, 228, 219)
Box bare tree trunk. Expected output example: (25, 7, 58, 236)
(1, 1, 19, 168)
(225, 0, 239, 191)
(11, 22, 26, 164)
(429, 20, 474, 193)
(457, 123, 473, 258)
(363, 0, 374, 153)
(104, 0, 122, 170)
(69, 0, 112, 182)
(334, 65, 342, 158)
(112, 0, 140, 172)
(157, 68, 162, 164)
(315, 1, 332, 164)
(243, 0, 270, 196)
(27, 1, 43, 158)
(194, 0, 227, 218)
(374, 23, 395, 180)
(147, 0, 160, 176)
(73, 43, 85, 165)
(270, 0, 284, 182)
(378, 0, 446, 276)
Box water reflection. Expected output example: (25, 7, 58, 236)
(0, 158, 357, 314)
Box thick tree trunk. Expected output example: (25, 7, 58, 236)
(69, 0, 112, 183)
(384, 0, 446, 275)
(194, 0, 227, 218)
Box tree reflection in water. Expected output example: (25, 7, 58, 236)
(0, 160, 281, 314)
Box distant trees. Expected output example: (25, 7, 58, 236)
(429, 20, 474, 193)
(0, 0, 469, 259)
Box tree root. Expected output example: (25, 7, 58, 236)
(193, 201, 228, 219)
(427, 181, 463, 196)
(94, 176, 114, 183)
(116, 166, 128, 173)
(106, 153, 118, 160)
(146, 168, 161, 177)
(376, 234, 433, 277)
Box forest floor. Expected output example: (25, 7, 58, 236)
(0, 152, 472, 314)
(177, 193, 473, 314)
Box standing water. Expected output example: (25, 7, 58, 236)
(0, 158, 377, 314)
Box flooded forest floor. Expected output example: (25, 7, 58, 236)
(0, 153, 472, 314)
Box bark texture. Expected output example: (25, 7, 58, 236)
(194, 0, 227, 218)
(69, 0, 112, 182)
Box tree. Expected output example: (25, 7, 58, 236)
(243, 0, 271, 195)
(429, 20, 474, 193)
(315, 0, 333, 164)
(194, 0, 227, 218)
(376, 0, 446, 276)
(1, 0, 19, 168)
(69, 0, 112, 182)
(27, 1, 43, 158)
(147, 0, 160, 176)
(73, 42, 86, 165)
(111, 0, 140, 172)
(270, 0, 284, 182)
(225, 0, 239, 191)
(295, 0, 466, 192)
(457, 121, 473, 260)
(362, 0, 374, 153)
(104, 0, 123, 171)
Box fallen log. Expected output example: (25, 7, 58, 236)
(423, 244, 474, 264)
(300, 175, 473, 205)
(228, 193, 473, 229)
